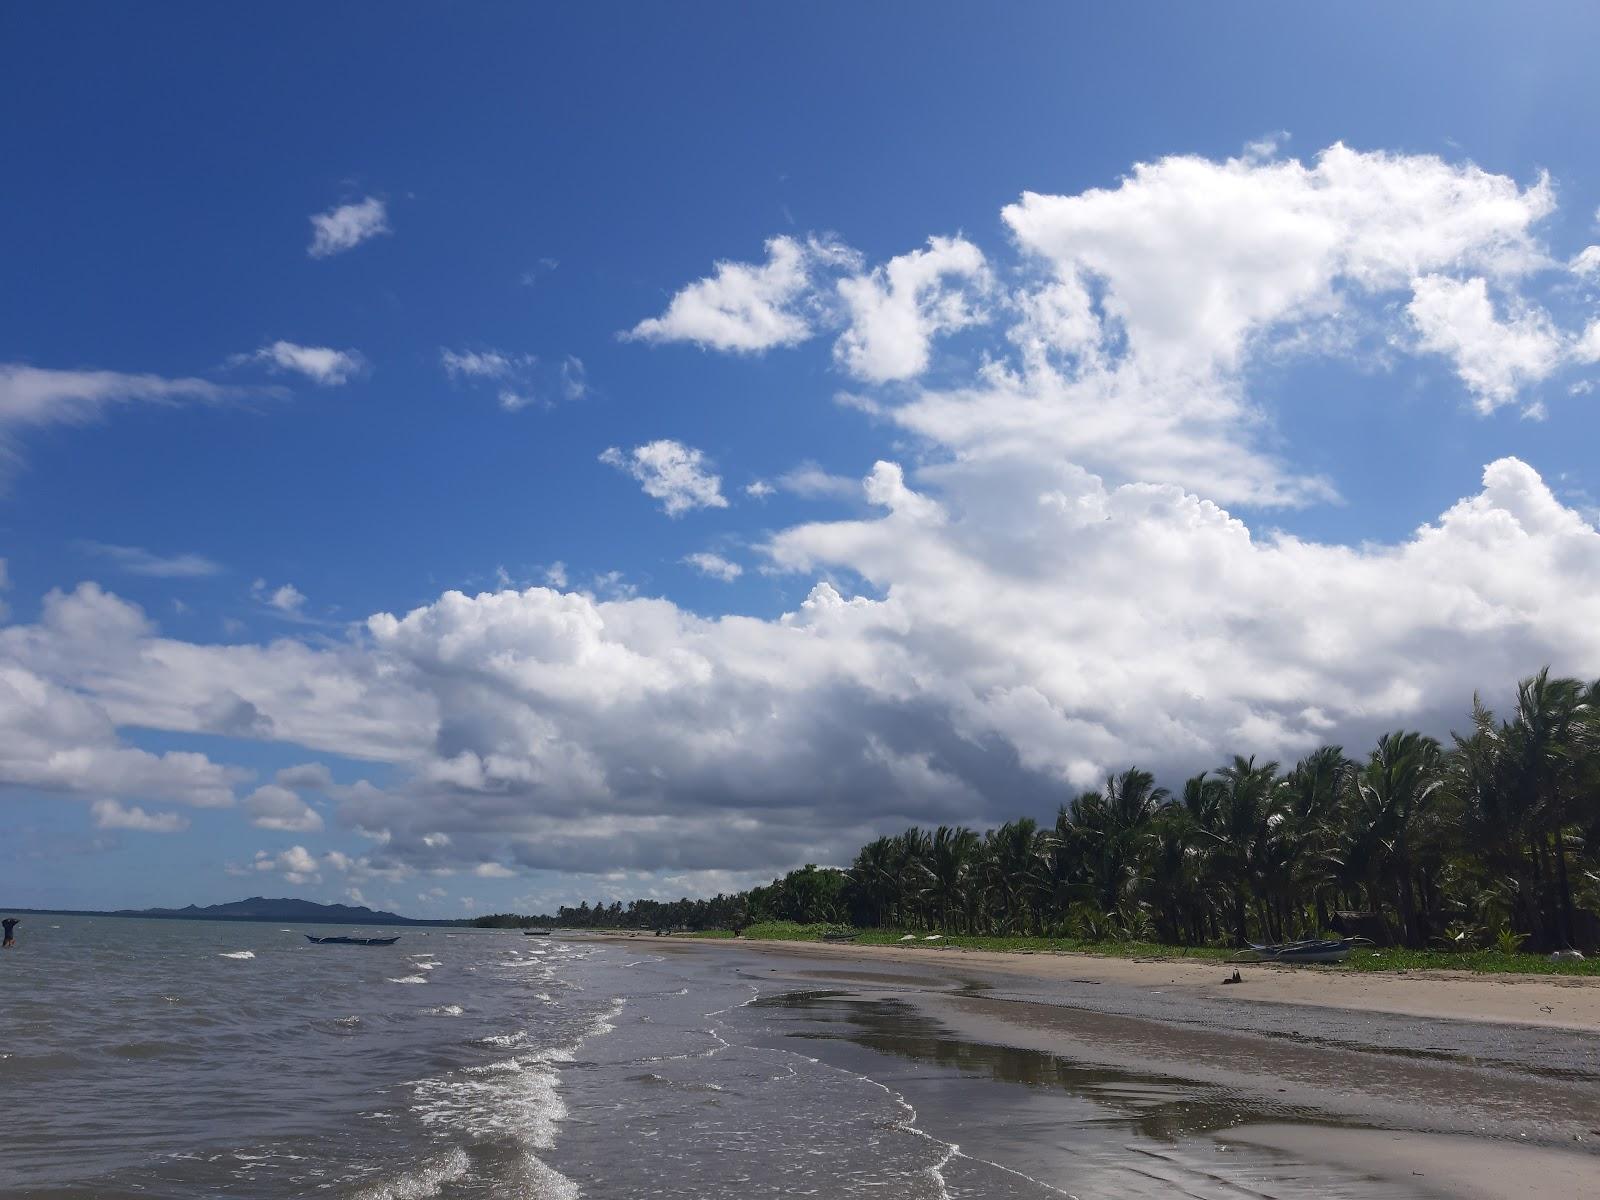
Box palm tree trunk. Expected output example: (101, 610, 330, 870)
(1554, 835, 1577, 948)
(1397, 868, 1419, 948)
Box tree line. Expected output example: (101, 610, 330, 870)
(479, 669, 1600, 950)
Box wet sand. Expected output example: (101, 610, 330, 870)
(1221, 1126, 1600, 1200)
(692, 936, 1600, 1031)
(604, 935, 1600, 1197)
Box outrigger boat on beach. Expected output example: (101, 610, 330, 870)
(1237, 937, 1365, 964)
(304, 934, 401, 946)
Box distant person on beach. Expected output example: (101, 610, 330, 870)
(2, 917, 17, 947)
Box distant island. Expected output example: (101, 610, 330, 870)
(6, 896, 460, 927)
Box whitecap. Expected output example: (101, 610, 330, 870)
(464, 1058, 524, 1075)
(348, 1146, 470, 1200)
(472, 1031, 527, 1048)
(425, 1005, 465, 1017)
(388, 974, 429, 984)
(412, 1059, 564, 1147)
(219, 950, 255, 960)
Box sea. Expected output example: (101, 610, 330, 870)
(1, 916, 1474, 1198)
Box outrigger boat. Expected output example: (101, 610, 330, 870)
(1238, 937, 1364, 964)
(304, 934, 401, 946)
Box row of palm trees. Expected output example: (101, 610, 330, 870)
(835, 670, 1599, 949)
(517, 670, 1598, 949)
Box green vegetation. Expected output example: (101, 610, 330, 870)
(471, 913, 556, 930)
(484, 669, 1600, 972)
(709, 920, 1600, 974)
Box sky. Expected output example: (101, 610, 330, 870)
(6, 3, 1600, 918)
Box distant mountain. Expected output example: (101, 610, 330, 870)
(112, 896, 436, 925)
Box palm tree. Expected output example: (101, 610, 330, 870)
(982, 818, 1046, 934)
(1142, 805, 1203, 943)
(848, 837, 897, 928)
(1077, 768, 1169, 922)
(1449, 672, 1597, 948)
(1202, 756, 1282, 945)
(927, 825, 978, 931)
(889, 827, 933, 928)
(1506, 670, 1590, 947)
(1045, 802, 1093, 933)
(1280, 746, 1353, 934)
(1353, 731, 1444, 947)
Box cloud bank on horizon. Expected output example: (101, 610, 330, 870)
(7, 142, 1600, 906)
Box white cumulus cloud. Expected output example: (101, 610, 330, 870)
(441, 348, 522, 379)
(834, 235, 990, 382)
(252, 845, 323, 885)
(308, 196, 390, 259)
(91, 799, 190, 833)
(1407, 275, 1565, 412)
(244, 783, 324, 832)
(239, 341, 366, 386)
(683, 552, 742, 581)
(626, 236, 820, 352)
(600, 440, 729, 516)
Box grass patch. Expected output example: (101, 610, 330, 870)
(731, 921, 1231, 959)
(702, 922, 1600, 975)
(1346, 947, 1600, 975)
(738, 921, 849, 941)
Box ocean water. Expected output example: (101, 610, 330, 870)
(1, 918, 1432, 1198)
(0, 917, 623, 1198)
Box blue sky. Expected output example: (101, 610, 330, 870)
(5, 4, 1600, 917)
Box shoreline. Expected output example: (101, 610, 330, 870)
(595, 933, 1600, 1198)
(595, 931, 1600, 1032)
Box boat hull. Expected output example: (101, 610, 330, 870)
(1268, 946, 1350, 963)
(304, 934, 401, 946)
(1243, 938, 1357, 963)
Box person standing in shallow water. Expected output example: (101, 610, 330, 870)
(2, 917, 17, 947)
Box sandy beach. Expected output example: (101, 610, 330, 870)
(700, 936, 1600, 1031)
(605, 934, 1600, 1197)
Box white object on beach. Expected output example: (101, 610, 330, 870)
(1550, 949, 1585, 962)
(899, 934, 917, 941)
(923, 934, 943, 941)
